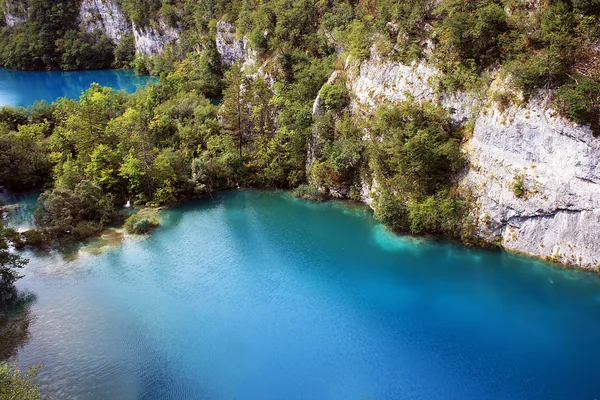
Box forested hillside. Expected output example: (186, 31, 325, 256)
(1, 0, 600, 267)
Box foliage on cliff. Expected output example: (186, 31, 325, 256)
(0, 0, 118, 70)
(1, 0, 598, 129)
(1, 0, 599, 244)
(369, 101, 466, 236)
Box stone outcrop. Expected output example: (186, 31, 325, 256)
(346, 53, 476, 126)
(79, 0, 131, 44)
(216, 21, 248, 66)
(463, 100, 600, 268)
(314, 53, 600, 269)
(3, 0, 27, 26)
(132, 20, 180, 55)
(2, 0, 180, 55)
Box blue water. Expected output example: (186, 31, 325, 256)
(0, 68, 155, 107)
(0, 189, 39, 231)
(5, 190, 600, 399)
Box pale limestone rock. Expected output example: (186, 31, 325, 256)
(311, 53, 600, 269)
(462, 100, 600, 268)
(3, 0, 27, 26)
(79, 0, 131, 43)
(133, 20, 180, 55)
(347, 56, 476, 125)
(216, 21, 247, 66)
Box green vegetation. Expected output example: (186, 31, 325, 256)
(292, 184, 327, 202)
(319, 82, 349, 112)
(369, 101, 466, 236)
(512, 174, 526, 198)
(0, 0, 598, 247)
(0, 362, 42, 400)
(1, 0, 598, 130)
(124, 212, 160, 234)
(0, 206, 28, 304)
(0, 0, 117, 70)
(309, 113, 365, 200)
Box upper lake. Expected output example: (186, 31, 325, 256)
(3, 190, 600, 400)
(0, 68, 155, 107)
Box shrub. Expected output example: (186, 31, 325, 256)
(373, 188, 408, 232)
(347, 20, 370, 61)
(555, 75, 600, 134)
(73, 221, 104, 240)
(22, 229, 48, 248)
(114, 35, 136, 68)
(512, 174, 526, 198)
(0, 362, 42, 400)
(132, 54, 152, 75)
(406, 190, 464, 235)
(124, 213, 160, 234)
(292, 184, 327, 202)
(492, 91, 513, 113)
(319, 82, 349, 112)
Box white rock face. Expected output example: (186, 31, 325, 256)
(318, 54, 600, 269)
(463, 101, 600, 268)
(133, 20, 180, 55)
(216, 21, 247, 66)
(348, 56, 476, 126)
(3, 0, 27, 26)
(4, 11, 25, 26)
(79, 0, 131, 44)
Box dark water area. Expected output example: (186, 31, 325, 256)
(2, 190, 600, 399)
(0, 68, 156, 107)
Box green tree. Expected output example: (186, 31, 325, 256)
(221, 63, 249, 160)
(0, 362, 42, 400)
(0, 215, 28, 303)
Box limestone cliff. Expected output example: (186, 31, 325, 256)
(215, 21, 247, 66)
(2, 0, 182, 55)
(132, 20, 179, 55)
(78, 0, 180, 54)
(3, 0, 26, 27)
(313, 54, 600, 269)
(464, 100, 600, 268)
(79, 0, 130, 44)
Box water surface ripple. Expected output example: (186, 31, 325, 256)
(6, 190, 600, 400)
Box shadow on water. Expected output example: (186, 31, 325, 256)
(0, 292, 37, 361)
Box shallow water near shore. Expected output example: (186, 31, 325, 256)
(3, 190, 600, 399)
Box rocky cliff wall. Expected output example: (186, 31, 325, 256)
(3, 0, 183, 56)
(132, 20, 179, 55)
(79, 0, 131, 44)
(315, 55, 600, 269)
(215, 21, 247, 66)
(464, 100, 600, 268)
(79, 0, 180, 55)
(3, 0, 27, 27)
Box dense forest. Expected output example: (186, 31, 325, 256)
(1, 0, 599, 129)
(1, 0, 600, 298)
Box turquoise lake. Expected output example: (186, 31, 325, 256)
(3, 190, 600, 399)
(0, 68, 155, 107)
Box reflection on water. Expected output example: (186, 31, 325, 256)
(0, 292, 37, 361)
